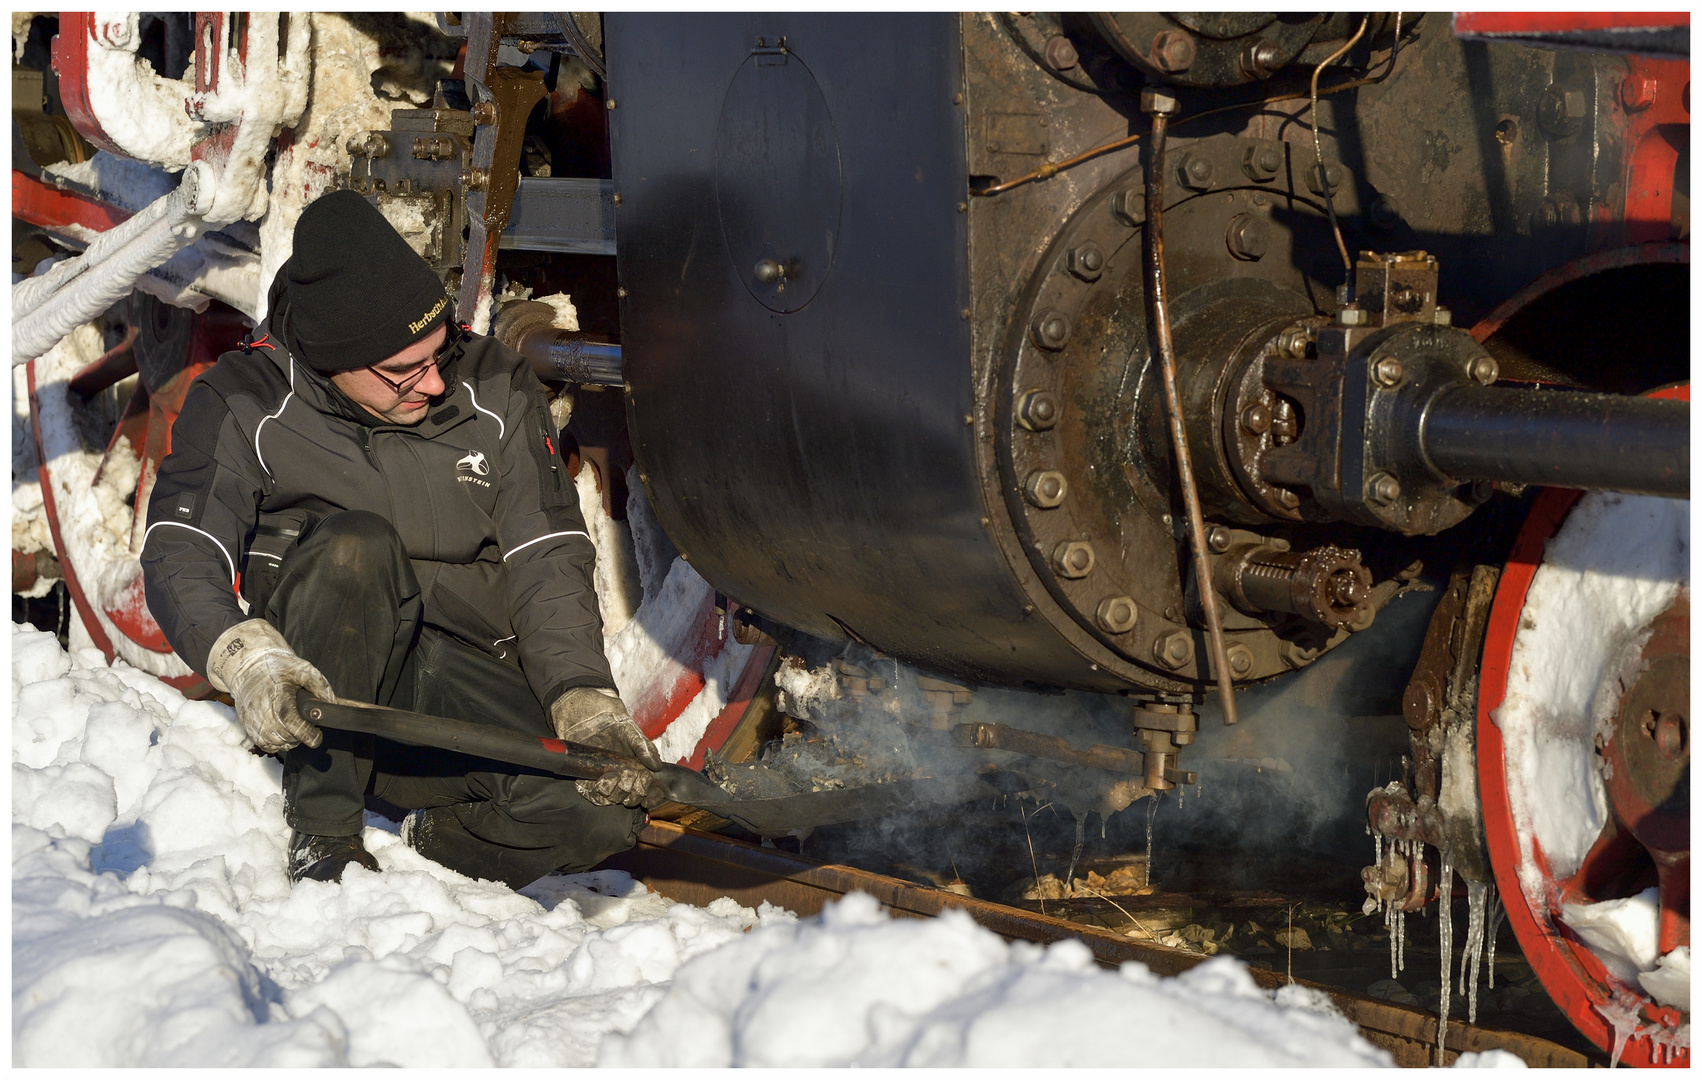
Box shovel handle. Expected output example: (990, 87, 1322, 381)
(295, 692, 637, 781)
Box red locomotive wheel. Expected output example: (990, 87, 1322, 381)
(1477, 384, 1690, 1068)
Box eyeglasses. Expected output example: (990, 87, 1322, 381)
(366, 338, 455, 396)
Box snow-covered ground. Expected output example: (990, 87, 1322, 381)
(13, 623, 1531, 1067)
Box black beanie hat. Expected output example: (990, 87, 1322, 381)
(286, 190, 450, 373)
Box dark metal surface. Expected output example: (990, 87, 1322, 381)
(500, 177, 616, 255)
(1421, 386, 1689, 498)
(604, 821, 1595, 1068)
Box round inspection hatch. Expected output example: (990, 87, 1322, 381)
(715, 47, 843, 314)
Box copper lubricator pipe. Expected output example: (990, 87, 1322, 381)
(1140, 89, 1239, 725)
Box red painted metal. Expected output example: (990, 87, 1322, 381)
(1477, 383, 1690, 1068)
(1455, 13, 1690, 35)
(48, 11, 126, 156)
(12, 169, 133, 235)
(1618, 57, 1691, 246)
(631, 589, 721, 740)
(1469, 242, 1688, 344)
(684, 645, 778, 770)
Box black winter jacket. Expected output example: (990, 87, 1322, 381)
(139, 295, 614, 708)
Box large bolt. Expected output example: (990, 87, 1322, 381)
(1369, 193, 1403, 232)
(471, 101, 498, 126)
(1226, 643, 1254, 677)
(1017, 389, 1059, 431)
(1368, 472, 1402, 505)
(1645, 710, 1687, 760)
(1151, 29, 1196, 73)
(1096, 595, 1139, 634)
(1053, 540, 1096, 578)
(1468, 355, 1499, 385)
(1207, 526, 1233, 553)
(1044, 35, 1079, 71)
(1240, 403, 1271, 435)
(1277, 327, 1311, 359)
(1240, 39, 1284, 79)
(1178, 153, 1216, 191)
(1031, 309, 1072, 351)
(1241, 143, 1283, 183)
(1155, 630, 1194, 670)
(1111, 188, 1146, 226)
(1070, 243, 1106, 281)
(1307, 162, 1345, 196)
(1620, 73, 1657, 112)
(1225, 213, 1270, 261)
(1372, 355, 1405, 388)
(1538, 85, 1587, 139)
(1025, 470, 1069, 509)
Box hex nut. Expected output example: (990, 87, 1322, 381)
(1053, 540, 1096, 578)
(1225, 213, 1270, 261)
(1368, 472, 1402, 505)
(1240, 403, 1271, 435)
(1096, 595, 1139, 634)
(1044, 34, 1079, 71)
(1178, 153, 1216, 191)
(1277, 327, 1311, 359)
(1025, 470, 1069, 509)
(1151, 29, 1196, 74)
(1031, 308, 1071, 351)
(1468, 355, 1499, 385)
(1154, 630, 1194, 670)
(1241, 142, 1283, 183)
(1307, 161, 1344, 195)
(1111, 188, 1146, 226)
(1226, 643, 1254, 676)
(1620, 73, 1657, 112)
(1207, 526, 1233, 553)
(471, 101, 498, 126)
(1016, 389, 1059, 431)
(1241, 39, 1284, 79)
(1070, 243, 1106, 281)
(1372, 355, 1405, 388)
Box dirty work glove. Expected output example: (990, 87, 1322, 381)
(206, 619, 332, 754)
(551, 687, 663, 808)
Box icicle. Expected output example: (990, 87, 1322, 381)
(1179, 782, 1184, 810)
(1436, 852, 1454, 1064)
(1064, 811, 1087, 888)
(1145, 792, 1160, 884)
(1460, 878, 1488, 1023)
(1485, 887, 1504, 989)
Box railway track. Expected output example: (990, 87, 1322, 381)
(606, 821, 1596, 1069)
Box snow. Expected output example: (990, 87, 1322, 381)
(1493, 493, 1687, 893)
(11, 622, 1440, 1067)
(1639, 947, 1690, 1013)
(1561, 888, 1663, 983)
(42, 151, 178, 213)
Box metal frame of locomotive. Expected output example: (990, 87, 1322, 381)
(10, 12, 1689, 1065)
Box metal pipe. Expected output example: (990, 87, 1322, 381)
(1421, 386, 1688, 498)
(492, 298, 624, 385)
(1141, 88, 1240, 724)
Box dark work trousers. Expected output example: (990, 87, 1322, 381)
(263, 510, 642, 889)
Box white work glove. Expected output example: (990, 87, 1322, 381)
(206, 618, 333, 754)
(550, 687, 663, 808)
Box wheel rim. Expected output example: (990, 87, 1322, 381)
(1477, 384, 1690, 1067)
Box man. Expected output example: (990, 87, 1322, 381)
(141, 189, 660, 887)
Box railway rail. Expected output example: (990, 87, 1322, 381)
(606, 820, 1595, 1068)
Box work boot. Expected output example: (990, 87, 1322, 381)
(288, 830, 379, 882)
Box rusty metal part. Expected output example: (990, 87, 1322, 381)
(605, 821, 1594, 1067)
(1140, 88, 1237, 723)
(952, 721, 1146, 777)
(491, 299, 622, 385)
(456, 12, 550, 330)
(1130, 702, 1199, 791)
(1214, 542, 1374, 630)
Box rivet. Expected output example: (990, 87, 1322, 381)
(1226, 643, 1254, 676)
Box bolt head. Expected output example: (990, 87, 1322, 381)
(1225, 213, 1269, 261)
(1621, 73, 1657, 112)
(1044, 34, 1079, 71)
(1207, 526, 1233, 553)
(1025, 470, 1069, 509)
(1369, 472, 1402, 505)
(1151, 29, 1196, 74)
(1139, 87, 1181, 115)
(1053, 540, 1096, 578)
(1226, 643, 1254, 676)
(754, 258, 784, 284)
(1240, 403, 1272, 435)
(1277, 327, 1311, 359)
(1096, 595, 1139, 634)
(1369, 194, 1402, 232)
(1111, 189, 1146, 226)
(1468, 355, 1499, 385)
(1179, 154, 1216, 190)
(1017, 389, 1059, 431)
(1241, 39, 1283, 79)
(1372, 356, 1405, 388)
(1031, 309, 1072, 351)
(471, 101, 498, 126)
(1155, 631, 1194, 670)
(1649, 710, 1687, 760)
(1070, 243, 1106, 281)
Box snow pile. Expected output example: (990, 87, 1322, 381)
(13, 622, 1483, 1068)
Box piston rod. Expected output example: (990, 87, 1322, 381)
(1421, 386, 1688, 499)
